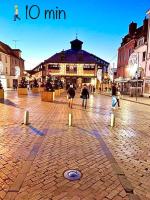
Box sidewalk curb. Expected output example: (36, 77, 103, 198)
(100, 93, 150, 107)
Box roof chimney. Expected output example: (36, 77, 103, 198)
(129, 22, 137, 36)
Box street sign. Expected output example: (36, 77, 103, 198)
(128, 52, 139, 78)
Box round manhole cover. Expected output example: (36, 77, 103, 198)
(64, 169, 82, 181)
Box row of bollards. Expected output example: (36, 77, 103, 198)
(23, 111, 73, 127)
(68, 112, 115, 127)
(23, 111, 115, 127)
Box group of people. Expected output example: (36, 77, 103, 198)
(111, 83, 121, 109)
(67, 84, 89, 109)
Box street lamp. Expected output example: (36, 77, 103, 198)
(135, 71, 138, 101)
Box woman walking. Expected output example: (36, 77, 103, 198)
(67, 85, 75, 108)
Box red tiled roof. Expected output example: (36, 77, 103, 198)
(0, 41, 23, 59)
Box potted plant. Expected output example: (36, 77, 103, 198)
(18, 77, 28, 95)
(41, 77, 55, 102)
(32, 78, 39, 93)
(0, 80, 4, 99)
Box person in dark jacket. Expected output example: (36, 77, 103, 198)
(112, 83, 117, 96)
(67, 85, 75, 108)
(81, 84, 89, 109)
(111, 83, 117, 109)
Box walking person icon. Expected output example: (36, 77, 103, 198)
(14, 5, 21, 21)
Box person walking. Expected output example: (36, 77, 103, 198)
(116, 86, 121, 108)
(111, 83, 117, 109)
(14, 5, 21, 21)
(81, 84, 89, 109)
(67, 85, 75, 108)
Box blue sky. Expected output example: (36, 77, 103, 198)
(0, 0, 149, 69)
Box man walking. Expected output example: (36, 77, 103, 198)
(14, 5, 21, 21)
(81, 84, 89, 109)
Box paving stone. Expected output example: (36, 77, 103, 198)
(1, 91, 150, 199)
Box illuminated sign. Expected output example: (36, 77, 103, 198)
(128, 53, 139, 78)
(97, 69, 102, 82)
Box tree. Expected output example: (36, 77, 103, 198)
(45, 78, 54, 92)
(33, 78, 39, 88)
(19, 77, 28, 88)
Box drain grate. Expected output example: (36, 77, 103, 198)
(64, 169, 82, 181)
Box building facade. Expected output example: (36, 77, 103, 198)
(116, 18, 148, 96)
(0, 41, 24, 89)
(144, 10, 150, 97)
(30, 39, 109, 89)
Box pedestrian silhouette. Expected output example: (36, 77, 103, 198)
(14, 5, 21, 21)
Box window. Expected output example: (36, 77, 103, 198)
(5, 56, 7, 63)
(137, 37, 144, 47)
(48, 64, 60, 70)
(143, 52, 146, 61)
(66, 65, 77, 74)
(6, 67, 7, 74)
(0, 54, 1, 61)
(83, 65, 95, 70)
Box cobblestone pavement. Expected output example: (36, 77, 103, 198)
(0, 91, 150, 200)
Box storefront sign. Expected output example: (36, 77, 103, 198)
(108, 64, 114, 81)
(97, 69, 102, 82)
(128, 53, 139, 78)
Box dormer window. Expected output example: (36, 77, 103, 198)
(137, 37, 144, 47)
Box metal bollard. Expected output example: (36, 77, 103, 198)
(24, 111, 29, 125)
(68, 113, 72, 127)
(110, 112, 115, 127)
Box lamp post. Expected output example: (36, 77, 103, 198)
(135, 52, 140, 101)
(135, 71, 138, 101)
